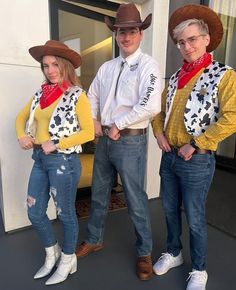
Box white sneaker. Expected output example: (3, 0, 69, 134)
(153, 252, 184, 275)
(186, 270, 208, 290)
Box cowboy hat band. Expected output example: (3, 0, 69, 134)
(29, 40, 82, 68)
(105, 3, 152, 32)
(169, 4, 223, 52)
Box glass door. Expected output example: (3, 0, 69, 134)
(49, 0, 119, 90)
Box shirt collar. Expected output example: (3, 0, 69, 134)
(120, 48, 142, 67)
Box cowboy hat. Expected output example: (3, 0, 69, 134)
(29, 40, 82, 68)
(169, 4, 223, 52)
(104, 3, 152, 32)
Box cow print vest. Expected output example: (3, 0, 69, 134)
(27, 86, 84, 154)
(164, 61, 232, 136)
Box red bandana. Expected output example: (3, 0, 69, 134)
(178, 52, 212, 89)
(40, 81, 69, 109)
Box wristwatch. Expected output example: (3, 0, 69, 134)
(190, 139, 198, 150)
(53, 139, 60, 149)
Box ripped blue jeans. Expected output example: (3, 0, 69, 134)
(27, 149, 81, 254)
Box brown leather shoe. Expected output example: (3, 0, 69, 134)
(76, 242, 103, 258)
(136, 255, 153, 280)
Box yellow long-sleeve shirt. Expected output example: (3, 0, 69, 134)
(152, 69, 236, 151)
(16, 91, 95, 150)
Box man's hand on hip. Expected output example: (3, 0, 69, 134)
(94, 119, 103, 137)
(178, 144, 195, 161)
(155, 133, 171, 152)
(108, 124, 120, 140)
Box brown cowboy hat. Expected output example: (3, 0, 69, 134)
(104, 3, 152, 32)
(169, 4, 223, 52)
(29, 40, 82, 68)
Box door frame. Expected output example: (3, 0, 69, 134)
(49, 0, 118, 38)
(201, 0, 236, 172)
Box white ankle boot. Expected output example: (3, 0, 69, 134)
(34, 242, 61, 279)
(45, 252, 77, 285)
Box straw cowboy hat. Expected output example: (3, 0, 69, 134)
(169, 4, 223, 52)
(29, 40, 82, 68)
(105, 3, 152, 31)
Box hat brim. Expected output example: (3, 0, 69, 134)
(29, 45, 82, 68)
(105, 14, 152, 32)
(169, 4, 223, 52)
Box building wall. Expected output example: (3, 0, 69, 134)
(141, 0, 170, 198)
(0, 0, 56, 231)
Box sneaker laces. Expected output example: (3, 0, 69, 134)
(158, 253, 173, 264)
(187, 270, 207, 283)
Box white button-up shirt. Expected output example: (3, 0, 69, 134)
(88, 48, 162, 130)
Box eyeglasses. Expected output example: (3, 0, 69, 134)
(116, 28, 140, 39)
(176, 34, 206, 49)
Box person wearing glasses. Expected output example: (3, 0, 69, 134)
(76, 3, 161, 281)
(16, 40, 94, 285)
(152, 4, 236, 290)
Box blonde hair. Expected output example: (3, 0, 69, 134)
(41, 56, 82, 87)
(173, 19, 209, 40)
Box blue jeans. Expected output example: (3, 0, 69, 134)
(86, 134, 152, 257)
(27, 149, 81, 254)
(160, 151, 215, 270)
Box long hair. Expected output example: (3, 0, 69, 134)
(41, 56, 82, 87)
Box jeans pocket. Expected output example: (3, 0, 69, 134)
(190, 153, 212, 168)
(31, 150, 38, 161)
(63, 154, 81, 177)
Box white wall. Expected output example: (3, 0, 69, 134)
(0, 0, 56, 232)
(141, 0, 170, 198)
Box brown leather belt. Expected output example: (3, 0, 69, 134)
(170, 145, 212, 155)
(102, 126, 146, 136)
(33, 144, 43, 150)
(33, 144, 77, 154)
(33, 144, 58, 154)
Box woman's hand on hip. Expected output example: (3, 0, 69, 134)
(18, 135, 35, 150)
(42, 140, 57, 155)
